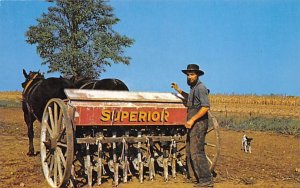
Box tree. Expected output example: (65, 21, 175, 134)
(26, 0, 134, 80)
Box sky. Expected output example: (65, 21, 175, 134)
(0, 0, 300, 96)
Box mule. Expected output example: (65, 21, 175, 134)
(21, 69, 75, 156)
(75, 78, 129, 91)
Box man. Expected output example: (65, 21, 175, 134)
(171, 64, 213, 187)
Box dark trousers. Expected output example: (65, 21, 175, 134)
(186, 115, 212, 183)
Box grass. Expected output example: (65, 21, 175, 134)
(215, 112, 300, 136)
(0, 91, 22, 108)
(0, 100, 22, 108)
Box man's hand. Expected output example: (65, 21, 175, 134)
(172, 82, 188, 100)
(171, 82, 181, 93)
(185, 119, 194, 129)
(171, 82, 179, 90)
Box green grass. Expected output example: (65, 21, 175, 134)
(0, 100, 22, 108)
(215, 112, 300, 136)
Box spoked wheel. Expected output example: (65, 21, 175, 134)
(41, 98, 74, 188)
(206, 111, 221, 172)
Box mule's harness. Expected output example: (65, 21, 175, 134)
(22, 73, 43, 121)
(79, 79, 120, 89)
(79, 80, 98, 89)
(22, 73, 39, 95)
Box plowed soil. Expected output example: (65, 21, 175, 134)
(0, 107, 299, 188)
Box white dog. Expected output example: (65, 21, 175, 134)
(242, 134, 253, 153)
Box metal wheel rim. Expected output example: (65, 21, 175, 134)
(40, 98, 74, 188)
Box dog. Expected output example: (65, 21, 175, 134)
(242, 134, 253, 153)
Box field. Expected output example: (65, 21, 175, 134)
(209, 94, 300, 118)
(0, 92, 299, 187)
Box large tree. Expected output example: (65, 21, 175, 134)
(26, 0, 134, 80)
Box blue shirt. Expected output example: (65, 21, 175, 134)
(187, 81, 210, 110)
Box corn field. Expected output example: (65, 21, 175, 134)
(209, 94, 300, 118)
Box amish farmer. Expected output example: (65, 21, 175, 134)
(171, 64, 213, 187)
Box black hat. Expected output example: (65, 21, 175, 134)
(182, 64, 204, 76)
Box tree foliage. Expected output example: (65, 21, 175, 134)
(26, 0, 134, 80)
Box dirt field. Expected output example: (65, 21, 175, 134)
(0, 107, 299, 187)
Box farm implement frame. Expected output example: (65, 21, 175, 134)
(40, 89, 220, 187)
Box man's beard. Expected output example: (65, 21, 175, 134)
(187, 78, 197, 86)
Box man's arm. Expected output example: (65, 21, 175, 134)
(171, 82, 188, 99)
(185, 106, 209, 129)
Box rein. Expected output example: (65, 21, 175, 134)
(22, 73, 40, 95)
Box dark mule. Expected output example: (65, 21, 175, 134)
(75, 78, 129, 91)
(21, 69, 75, 156)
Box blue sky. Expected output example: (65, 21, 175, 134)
(0, 0, 299, 96)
